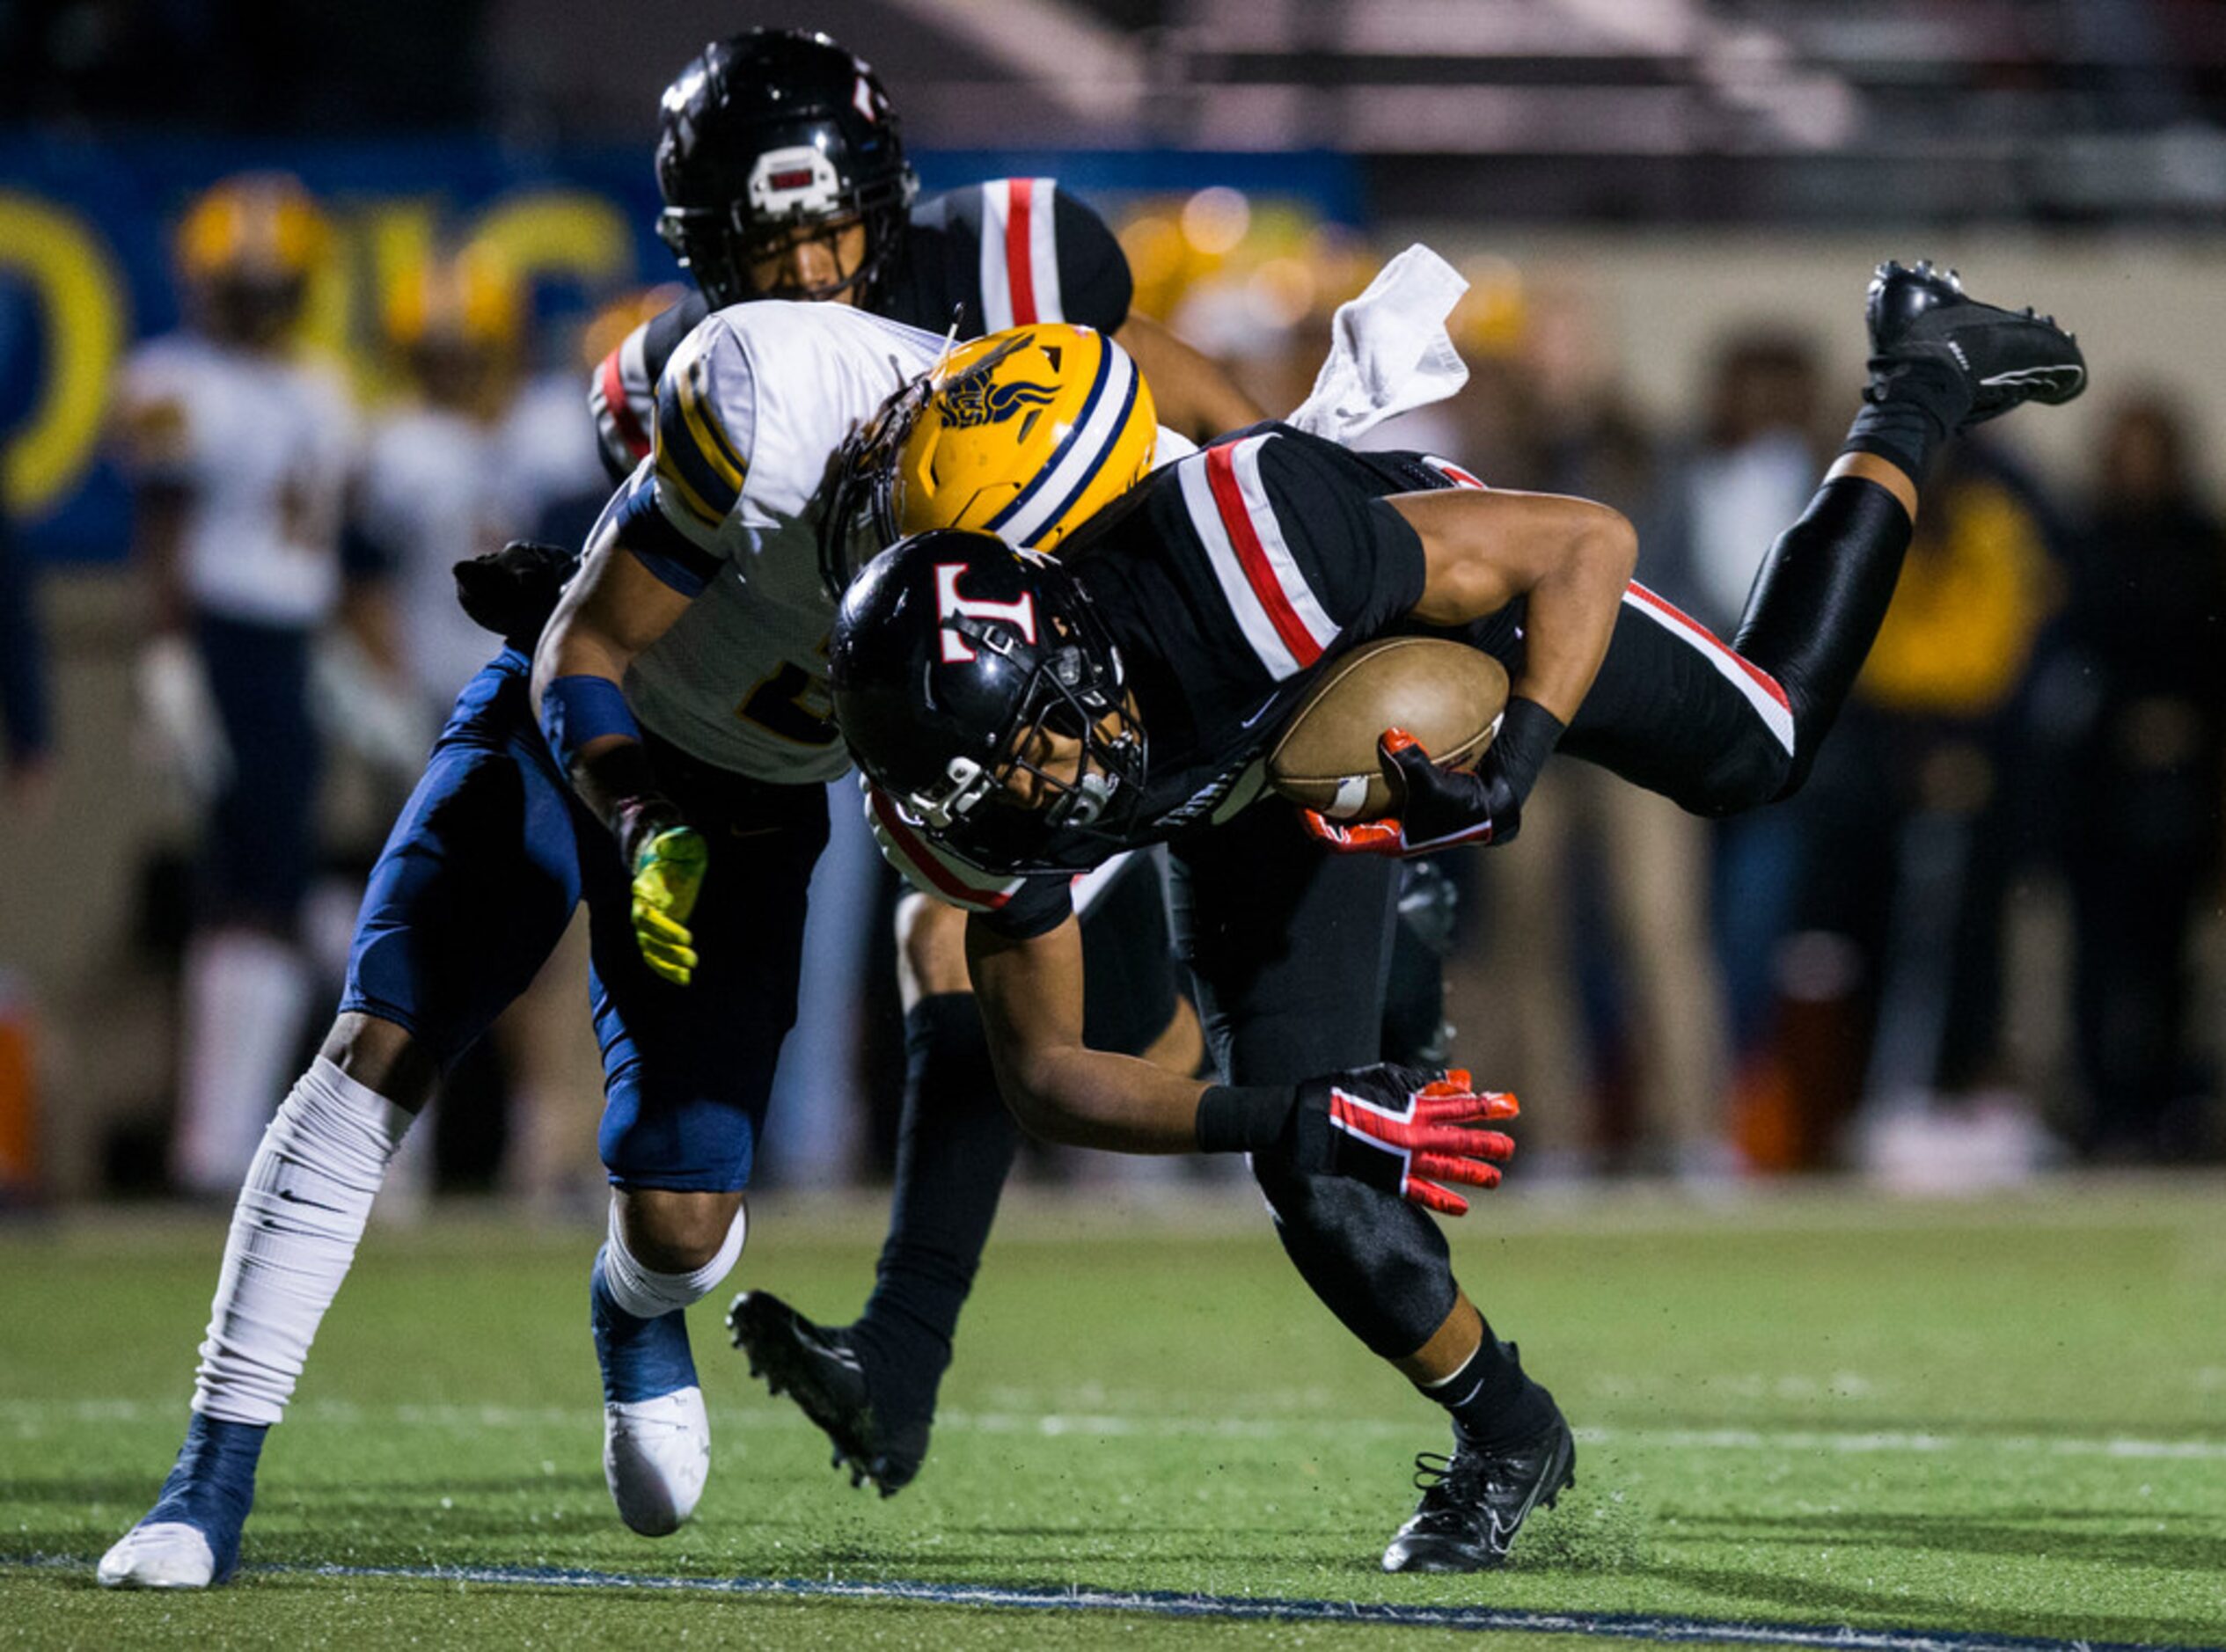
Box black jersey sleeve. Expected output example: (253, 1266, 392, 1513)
(975, 874, 1076, 941)
(1046, 187, 1132, 333)
(1198, 426, 1431, 668)
(589, 290, 712, 484)
(912, 180, 1136, 337)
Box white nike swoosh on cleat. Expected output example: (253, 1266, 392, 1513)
(1979, 365, 2084, 391)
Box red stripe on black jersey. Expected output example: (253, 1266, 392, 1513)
(1424, 456, 1487, 490)
(1005, 179, 1039, 326)
(1621, 582, 1791, 714)
(1205, 440, 1327, 671)
(599, 347, 651, 461)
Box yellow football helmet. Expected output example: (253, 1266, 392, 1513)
(175, 172, 328, 346)
(818, 324, 1156, 597)
(893, 325, 1156, 550)
(175, 172, 328, 288)
(386, 243, 524, 355)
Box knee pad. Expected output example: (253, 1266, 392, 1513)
(1248, 1158, 1458, 1361)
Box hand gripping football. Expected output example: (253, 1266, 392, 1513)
(1267, 638, 1509, 821)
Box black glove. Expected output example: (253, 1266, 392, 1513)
(453, 540, 578, 652)
(1303, 730, 1523, 855)
(1302, 697, 1566, 858)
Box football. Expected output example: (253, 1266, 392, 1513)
(1267, 638, 1510, 821)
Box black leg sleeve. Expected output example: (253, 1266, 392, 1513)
(1171, 807, 1461, 1360)
(1558, 476, 1914, 816)
(853, 993, 1021, 1406)
(1732, 476, 1915, 800)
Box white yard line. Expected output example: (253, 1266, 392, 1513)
(7, 1397, 2223, 1460)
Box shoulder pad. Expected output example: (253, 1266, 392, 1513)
(651, 320, 755, 541)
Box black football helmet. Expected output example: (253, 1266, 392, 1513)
(830, 530, 1149, 869)
(655, 29, 919, 309)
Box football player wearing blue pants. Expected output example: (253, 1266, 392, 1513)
(582, 27, 1266, 1495)
(97, 29, 1265, 1590)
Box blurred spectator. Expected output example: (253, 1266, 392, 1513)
(356, 241, 604, 719)
(1833, 443, 2065, 1188)
(0, 275, 55, 814)
(1654, 331, 1834, 1166)
(1453, 285, 1733, 1178)
(348, 241, 608, 1205)
(530, 284, 689, 555)
(113, 173, 366, 1195)
(2053, 395, 2225, 1160)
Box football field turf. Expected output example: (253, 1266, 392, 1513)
(3, 1180, 2222, 1648)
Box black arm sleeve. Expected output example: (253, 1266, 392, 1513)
(975, 874, 1077, 942)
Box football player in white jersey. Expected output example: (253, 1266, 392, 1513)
(98, 30, 1264, 1589)
(357, 243, 604, 714)
(596, 27, 1264, 1493)
(99, 296, 1303, 1587)
(113, 173, 365, 1199)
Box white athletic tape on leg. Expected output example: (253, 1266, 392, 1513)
(192, 1057, 413, 1426)
(601, 1199, 749, 1319)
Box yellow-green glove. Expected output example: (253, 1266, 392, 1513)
(629, 824, 708, 985)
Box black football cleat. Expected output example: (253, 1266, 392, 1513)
(726, 1290, 929, 1497)
(1866, 259, 2085, 426)
(1380, 1409, 1576, 1574)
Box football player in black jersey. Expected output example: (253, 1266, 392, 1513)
(592, 29, 1259, 471)
(824, 263, 2086, 1570)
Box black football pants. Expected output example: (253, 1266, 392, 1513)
(1170, 804, 1463, 1360)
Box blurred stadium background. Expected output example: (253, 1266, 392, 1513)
(3, 0, 2222, 1201)
(4, 2, 2226, 1642)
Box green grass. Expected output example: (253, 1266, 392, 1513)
(3, 1181, 2224, 1648)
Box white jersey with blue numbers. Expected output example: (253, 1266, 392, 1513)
(621, 302, 948, 782)
(115, 333, 359, 628)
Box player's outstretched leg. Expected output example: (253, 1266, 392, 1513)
(99, 1049, 417, 1588)
(729, 889, 1027, 1496)
(1566, 262, 2085, 821)
(590, 1196, 744, 1535)
(724, 993, 1014, 1495)
(1733, 259, 2084, 798)
(727, 1289, 932, 1496)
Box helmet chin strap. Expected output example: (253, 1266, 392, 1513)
(905, 757, 997, 831)
(1049, 771, 1113, 828)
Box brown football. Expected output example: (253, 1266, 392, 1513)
(1267, 638, 1510, 820)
